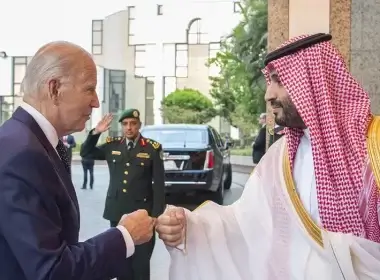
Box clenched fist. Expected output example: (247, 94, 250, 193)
(118, 210, 155, 245)
(156, 206, 186, 247)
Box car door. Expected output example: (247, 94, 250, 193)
(209, 127, 224, 183)
(214, 130, 230, 167)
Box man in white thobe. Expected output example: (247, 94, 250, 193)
(155, 34, 380, 279)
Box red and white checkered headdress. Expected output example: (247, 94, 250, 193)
(263, 34, 380, 241)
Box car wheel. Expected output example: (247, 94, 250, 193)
(224, 164, 232, 190)
(211, 180, 224, 205)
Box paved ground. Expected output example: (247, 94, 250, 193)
(72, 164, 249, 280)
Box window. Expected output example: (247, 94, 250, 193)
(128, 6, 136, 45)
(134, 45, 146, 76)
(188, 19, 208, 44)
(145, 77, 155, 125)
(105, 69, 126, 136)
(92, 20, 103, 55)
(145, 97, 154, 125)
(162, 44, 175, 76)
(211, 127, 224, 148)
(208, 42, 221, 77)
(209, 42, 220, 58)
(164, 77, 176, 96)
(233, 1, 241, 13)
(12, 56, 28, 96)
(128, 6, 136, 18)
(0, 96, 14, 125)
(157, 4, 163, 15)
(14, 57, 27, 64)
(175, 44, 188, 78)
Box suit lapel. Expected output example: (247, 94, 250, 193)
(12, 107, 80, 221)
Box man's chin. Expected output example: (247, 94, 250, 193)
(274, 116, 286, 127)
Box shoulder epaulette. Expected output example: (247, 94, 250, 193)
(146, 138, 161, 150)
(105, 136, 123, 143)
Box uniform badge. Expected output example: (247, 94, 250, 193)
(268, 127, 274, 136)
(151, 141, 160, 150)
(137, 152, 150, 159)
(106, 136, 113, 143)
(133, 110, 139, 117)
(112, 151, 121, 155)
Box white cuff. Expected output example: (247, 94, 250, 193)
(116, 225, 135, 258)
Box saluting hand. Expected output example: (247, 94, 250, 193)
(156, 206, 186, 247)
(93, 113, 113, 134)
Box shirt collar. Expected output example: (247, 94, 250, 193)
(126, 134, 140, 147)
(20, 102, 59, 148)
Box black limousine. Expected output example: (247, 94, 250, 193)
(140, 124, 232, 204)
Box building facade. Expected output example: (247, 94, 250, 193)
(91, 0, 242, 136)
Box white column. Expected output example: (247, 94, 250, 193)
(153, 42, 164, 125)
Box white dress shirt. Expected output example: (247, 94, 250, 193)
(290, 128, 319, 279)
(20, 102, 135, 257)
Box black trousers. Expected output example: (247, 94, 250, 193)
(81, 160, 94, 188)
(110, 221, 155, 280)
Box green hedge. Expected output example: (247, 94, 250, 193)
(230, 147, 251, 156)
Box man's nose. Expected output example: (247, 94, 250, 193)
(264, 87, 275, 103)
(92, 94, 100, 108)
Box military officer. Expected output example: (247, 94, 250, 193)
(80, 109, 165, 280)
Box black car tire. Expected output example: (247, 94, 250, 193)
(224, 164, 232, 190)
(211, 179, 224, 205)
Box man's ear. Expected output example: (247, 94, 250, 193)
(48, 79, 60, 106)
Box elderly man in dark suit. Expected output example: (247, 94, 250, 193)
(0, 41, 155, 280)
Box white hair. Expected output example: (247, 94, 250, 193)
(22, 41, 91, 97)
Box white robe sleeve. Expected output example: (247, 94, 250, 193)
(167, 201, 252, 280)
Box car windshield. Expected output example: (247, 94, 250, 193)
(141, 129, 207, 144)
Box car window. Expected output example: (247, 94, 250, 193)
(214, 129, 225, 147)
(141, 129, 208, 144)
(207, 129, 215, 145)
(210, 127, 223, 148)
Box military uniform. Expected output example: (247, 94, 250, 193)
(80, 109, 165, 280)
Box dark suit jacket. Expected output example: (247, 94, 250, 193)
(252, 125, 267, 164)
(0, 107, 130, 280)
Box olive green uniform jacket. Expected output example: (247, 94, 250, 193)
(80, 130, 166, 221)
